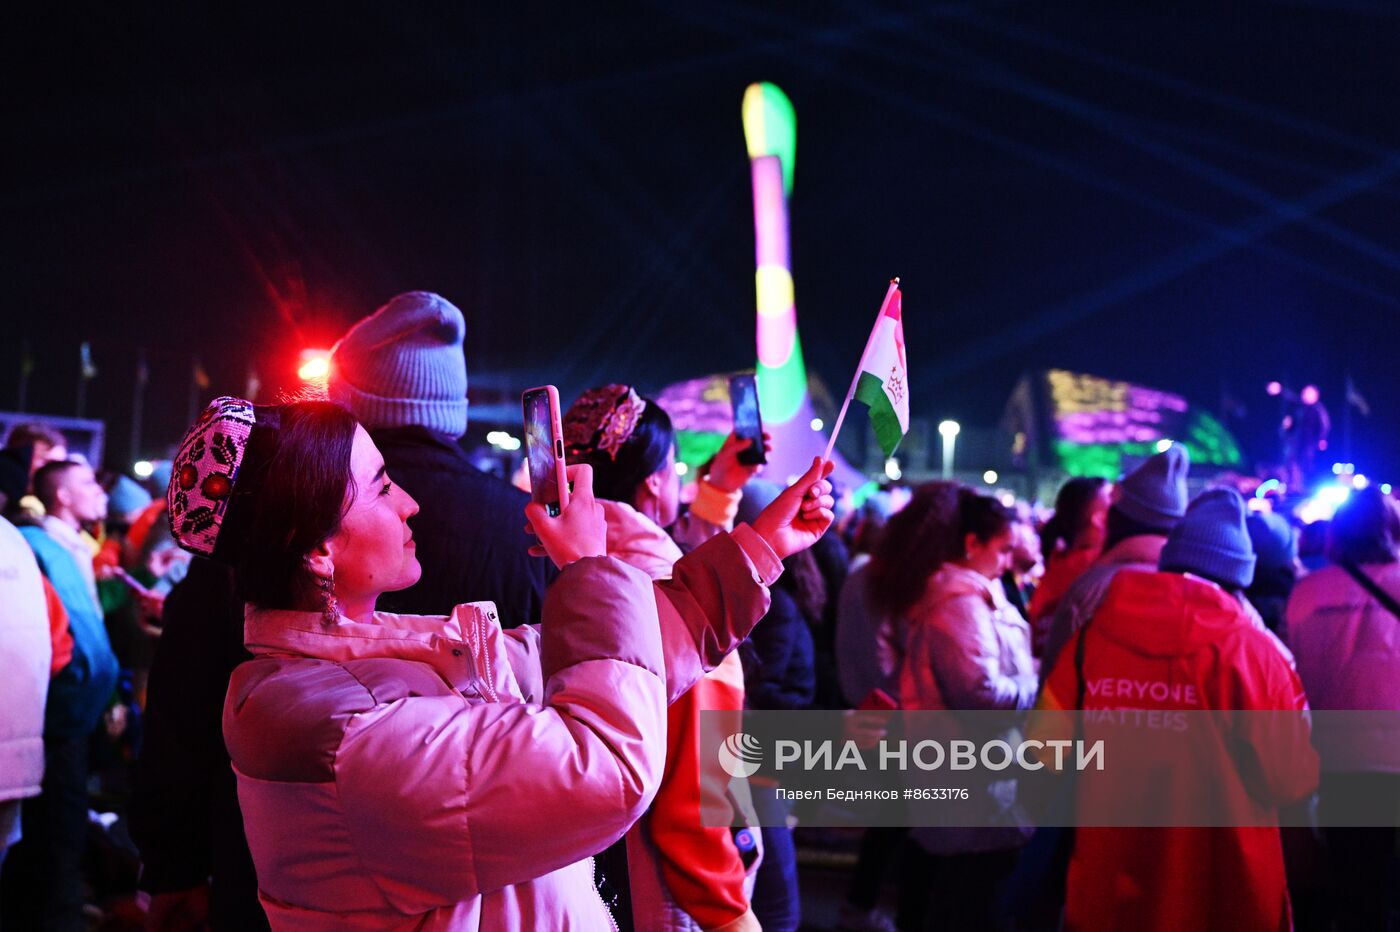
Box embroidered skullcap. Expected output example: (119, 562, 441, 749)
(167, 396, 259, 560)
(563, 384, 648, 462)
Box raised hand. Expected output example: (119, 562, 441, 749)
(749, 457, 836, 560)
(525, 464, 608, 568)
(707, 430, 773, 492)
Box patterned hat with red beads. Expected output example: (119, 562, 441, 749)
(167, 396, 257, 559)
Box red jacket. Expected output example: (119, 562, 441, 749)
(1041, 570, 1318, 932)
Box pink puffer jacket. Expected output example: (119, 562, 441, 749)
(224, 528, 781, 930)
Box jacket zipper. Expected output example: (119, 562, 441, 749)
(469, 607, 499, 703)
(588, 856, 620, 932)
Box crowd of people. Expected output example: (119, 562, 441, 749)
(0, 290, 1397, 931)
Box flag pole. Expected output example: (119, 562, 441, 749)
(130, 348, 147, 464)
(823, 277, 900, 462)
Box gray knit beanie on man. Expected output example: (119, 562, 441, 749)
(329, 291, 468, 437)
(1160, 487, 1257, 590)
(1113, 444, 1190, 530)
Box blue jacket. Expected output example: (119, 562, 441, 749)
(20, 524, 119, 737)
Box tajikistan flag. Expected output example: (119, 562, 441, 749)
(852, 282, 909, 457)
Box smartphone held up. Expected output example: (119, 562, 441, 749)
(728, 372, 766, 466)
(521, 385, 570, 517)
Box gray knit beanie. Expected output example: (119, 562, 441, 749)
(1160, 487, 1257, 590)
(1114, 445, 1190, 530)
(329, 292, 468, 437)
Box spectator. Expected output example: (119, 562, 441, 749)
(131, 558, 267, 931)
(736, 480, 820, 932)
(1002, 514, 1043, 619)
(33, 460, 107, 613)
(2, 459, 120, 930)
(160, 395, 831, 928)
(884, 485, 1036, 931)
(328, 290, 556, 626)
(1041, 488, 1317, 931)
(563, 384, 765, 932)
(1041, 446, 1190, 676)
(1284, 486, 1400, 931)
(4, 422, 68, 522)
(1026, 477, 1110, 640)
(4, 421, 68, 480)
(133, 290, 560, 929)
(0, 451, 52, 875)
(1245, 511, 1300, 634)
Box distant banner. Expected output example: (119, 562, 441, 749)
(700, 711, 1400, 828)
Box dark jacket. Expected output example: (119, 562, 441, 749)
(370, 426, 557, 626)
(129, 557, 268, 931)
(741, 587, 816, 711)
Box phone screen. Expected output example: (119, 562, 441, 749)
(729, 373, 766, 466)
(523, 388, 564, 516)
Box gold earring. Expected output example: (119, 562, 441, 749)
(317, 572, 340, 625)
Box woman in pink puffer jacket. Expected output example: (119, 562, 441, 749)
(165, 397, 833, 930)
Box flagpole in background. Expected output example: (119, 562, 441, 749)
(130, 348, 148, 464)
(187, 356, 209, 426)
(1344, 377, 1353, 465)
(824, 278, 901, 461)
(1344, 373, 1370, 465)
(76, 342, 97, 418)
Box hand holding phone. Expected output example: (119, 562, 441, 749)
(707, 430, 773, 493)
(524, 463, 608, 568)
(522, 385, 571, 517)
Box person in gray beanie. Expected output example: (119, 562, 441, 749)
(328, 290, 556, 624)
(327, 291, 469, 437)
(1159, 488, 1257, 591)
(1041, 445, 1190, 676)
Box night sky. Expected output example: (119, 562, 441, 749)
(5, 2, 1399, 481)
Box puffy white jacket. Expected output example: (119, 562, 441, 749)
(896, 563, 1037, 855)
(226, 528, 780, 930)
(1285, 560, 1400, 772)
(0, 516, 51, 803)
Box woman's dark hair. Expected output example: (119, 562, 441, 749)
(231, 401, 358, 610)
(1328, 487, 1400, 567)
(848, 511, 886, 557)
(1040, 477, 1108, 557)
(5, 422, 67, 460)
(571, 396, 674, 506)
(870, 484, 1013, 617)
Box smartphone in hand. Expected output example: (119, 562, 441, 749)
(728, 372, 766, 466)
(522, 385, 571, 517)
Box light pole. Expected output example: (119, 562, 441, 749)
(939, 420, 960, 479)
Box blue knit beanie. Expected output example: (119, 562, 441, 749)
(1160, 487, 1257, 590)
(108, 474, 153, 521)
(1113, 445, 1190, 530)
(1246, 511, 1297, 573)
(329, 291, 468, 437)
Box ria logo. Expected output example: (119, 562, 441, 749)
(718, 732, 762, 778)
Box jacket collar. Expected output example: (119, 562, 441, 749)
(41, 515, 86, 552)
(930, 563, 1014, 613)
(243, 599, 520, 701)
(1094, 533, 1167, 570)
(368, 425, 469, 462)
(599, 499, 682, 580)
